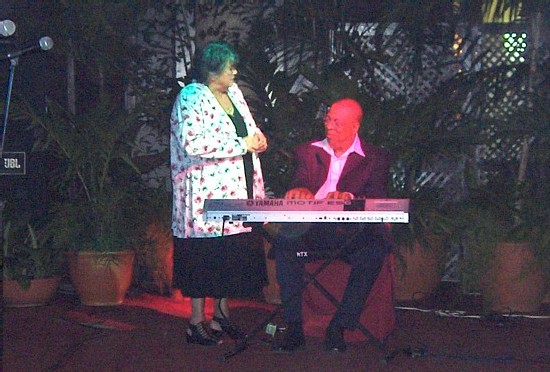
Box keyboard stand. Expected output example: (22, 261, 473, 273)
(222, 223, 388, 360)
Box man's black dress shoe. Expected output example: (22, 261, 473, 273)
(324, 323, 347, 352)
(272, 322, 305, 353)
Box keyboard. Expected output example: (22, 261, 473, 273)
(203, 198, 409, 223)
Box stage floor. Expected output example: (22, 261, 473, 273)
(3, 283, 549, 371)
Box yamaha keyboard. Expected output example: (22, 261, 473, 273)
(203, 198, 409, 223)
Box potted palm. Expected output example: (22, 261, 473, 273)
(388, 188, 456, 301)
(2, 221, 62, 307)
(20, 98, 153, 306)
(3, 1, 166, 305)
(456, 170, 549, 313)
(455, 25, 549, 311)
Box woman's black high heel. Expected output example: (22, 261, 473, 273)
(211, 316, 247, 340)
(186, 321, 220, 346)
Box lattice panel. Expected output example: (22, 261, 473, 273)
(475, 29, 532, 171)
(341, 24, 469, 199)
(391, 154, 467, 204)
(346, 23, 457, 104)
(386, 26, 536, 197)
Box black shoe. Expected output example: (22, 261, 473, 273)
(186, 321, 220, 346)
(325, 323, 347, 352)
(210, 316, 247, 340)
(272, 322, 305, 353)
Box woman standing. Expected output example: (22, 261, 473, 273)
(170, 41, 268, 345)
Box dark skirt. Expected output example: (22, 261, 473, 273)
(173, 230, 267, 299)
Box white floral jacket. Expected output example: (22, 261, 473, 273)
(170, 83, 266, 238)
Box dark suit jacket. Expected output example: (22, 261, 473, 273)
(288, 137, 393, 246)
(289, 138, 392, 199)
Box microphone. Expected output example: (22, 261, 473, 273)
(1, 36, 54, 60)
(0, 20, 16, 37)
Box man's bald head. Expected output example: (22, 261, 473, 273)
(324, 98, 363, 156)
(330, 98, 363, 124)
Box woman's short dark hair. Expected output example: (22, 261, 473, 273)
(196, 41, 239, 83)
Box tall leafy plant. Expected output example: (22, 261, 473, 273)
(5, 2, 165, 253)
(19, 97, 148, 252)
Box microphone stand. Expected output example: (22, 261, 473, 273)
(0, 56, 17, 245)
(1, 55, 18, 156)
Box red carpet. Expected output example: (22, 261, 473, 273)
(3, 283, 550, 371)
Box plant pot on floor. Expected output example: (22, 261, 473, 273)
(66, 250, 135, 306)
(3, 277, 61, 307)
(394, 237, 446, 302)
(481, 241, 548, 313)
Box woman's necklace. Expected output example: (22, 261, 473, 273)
(223, 102, 234, 116)
(211, 89, 234, 116)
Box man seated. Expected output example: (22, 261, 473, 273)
(269, 98, 393, 353)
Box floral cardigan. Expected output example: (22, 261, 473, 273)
(170, 83, 266, 238)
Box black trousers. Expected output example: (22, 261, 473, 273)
(272, 223, 390, 329)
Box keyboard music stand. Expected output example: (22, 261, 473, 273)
(222, 223, 390, 360)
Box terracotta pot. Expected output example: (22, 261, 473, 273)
(3, 277, 60, 307)
(66, 250, 134, 306)
(482, 242, 547, 313)
(394, 238, 445, 301)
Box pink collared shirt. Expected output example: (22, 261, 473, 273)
(311, 135, 365, 199)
